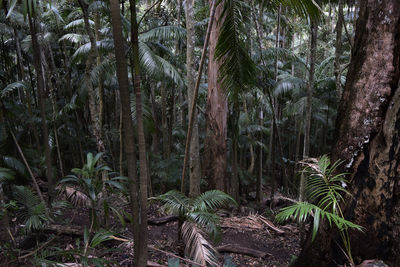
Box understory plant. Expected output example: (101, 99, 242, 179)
(275, 155, 363, 266)
(59, 152, 126, 230)
(152, 190, 237, 266)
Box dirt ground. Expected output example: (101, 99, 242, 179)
(2, 200, 301, 267)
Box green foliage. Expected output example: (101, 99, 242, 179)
(14, 185, 48, 233)
(59, 152, 125, 229)
(275, 155, 363, 263)
(152, 190, 237, 266)
(215, 0, 256, 96)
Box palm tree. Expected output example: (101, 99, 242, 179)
(152, 190, 237, 266)
(109, 1, 144, 266)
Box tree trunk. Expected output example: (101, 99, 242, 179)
(130, 1, 149, 265)
(109, 2, 142, 266)
(161, 83, 170, 159)
(185, 0, 201, 197)
(334, 0, 344, 101)
(78, 0, 105, 155)
(27, 11, 55, 203)
(296, 1, 400, 265)
(299, 19, 317, 202)
(204, 1, 227, 192)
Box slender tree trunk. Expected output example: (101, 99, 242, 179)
(186, 0, 201, 197)
(27, 11, 55, 203)
(109, 2, 142, 266)
(299, 19, 317, 202)
(296, 1, 400, 265)
(334, 0, 344, 101)
(78, 0, 105, 155)
(204, 0, 227, 192)
(13, 28, 41, 151)
(256, 109, 263, 204)
(160, 83, 170, 159)
(94, 13, 105, 131)
(129, 1, 149, 265)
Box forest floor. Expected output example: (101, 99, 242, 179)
(3, 191, 301, 267)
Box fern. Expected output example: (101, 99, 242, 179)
(152, 190, 236, 266)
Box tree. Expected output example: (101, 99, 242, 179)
(185, 0, 202, 197)
(109, 1, 146, 266)
(204, 0, 227, 192)
(295, 0, 400, 265)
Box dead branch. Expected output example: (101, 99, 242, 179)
(216, 244, 271, 259)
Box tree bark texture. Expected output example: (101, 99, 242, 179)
(204, 1, 228, 192)
(186, 0, 202, 197)
(296, 1, 400, 265)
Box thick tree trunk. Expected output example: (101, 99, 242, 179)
(204, 1, 227, 192)
(185, 0, 201, 197)
(296, 1, 400, 265)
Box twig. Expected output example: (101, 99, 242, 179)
(138, 0, 163, 27)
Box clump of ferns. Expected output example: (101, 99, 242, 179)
(0, 168, 67, 236)
(275, 155, 364, 266)
(151, 190, 237, 267)
(58, 152, 127, 231)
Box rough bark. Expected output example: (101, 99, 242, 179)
(204, 1, 227, 192)
(185, 0, 201, 197)
(296, 1, 400, 265)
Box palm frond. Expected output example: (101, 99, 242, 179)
(192, 190, 237, 212)
(181, 221, 219, 267)
(215, 0, 256, 95)
(274, 74, 306, 96)
(14, 186, 48, 233)
(275, 202, 362, 241)
(1, 81, 27, 98)
(150, 190, 190, 216)
(138, 42, 184, 87)
(186, 211, 220, 239)
(58, 33, 89, 45)
(139, 25, 186, 42)
(64, 18, 94, 30)
(58, 185, 90, 207)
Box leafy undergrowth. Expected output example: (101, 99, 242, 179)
(1, 199, 300, 267)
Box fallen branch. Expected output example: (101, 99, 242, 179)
(43, 224, 84, 236)
(216, 244, 270, 258)
(148, 215, 178, 225)
(257, 215, 285, 234)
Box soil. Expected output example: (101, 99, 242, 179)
(1, 197, 301, 267)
